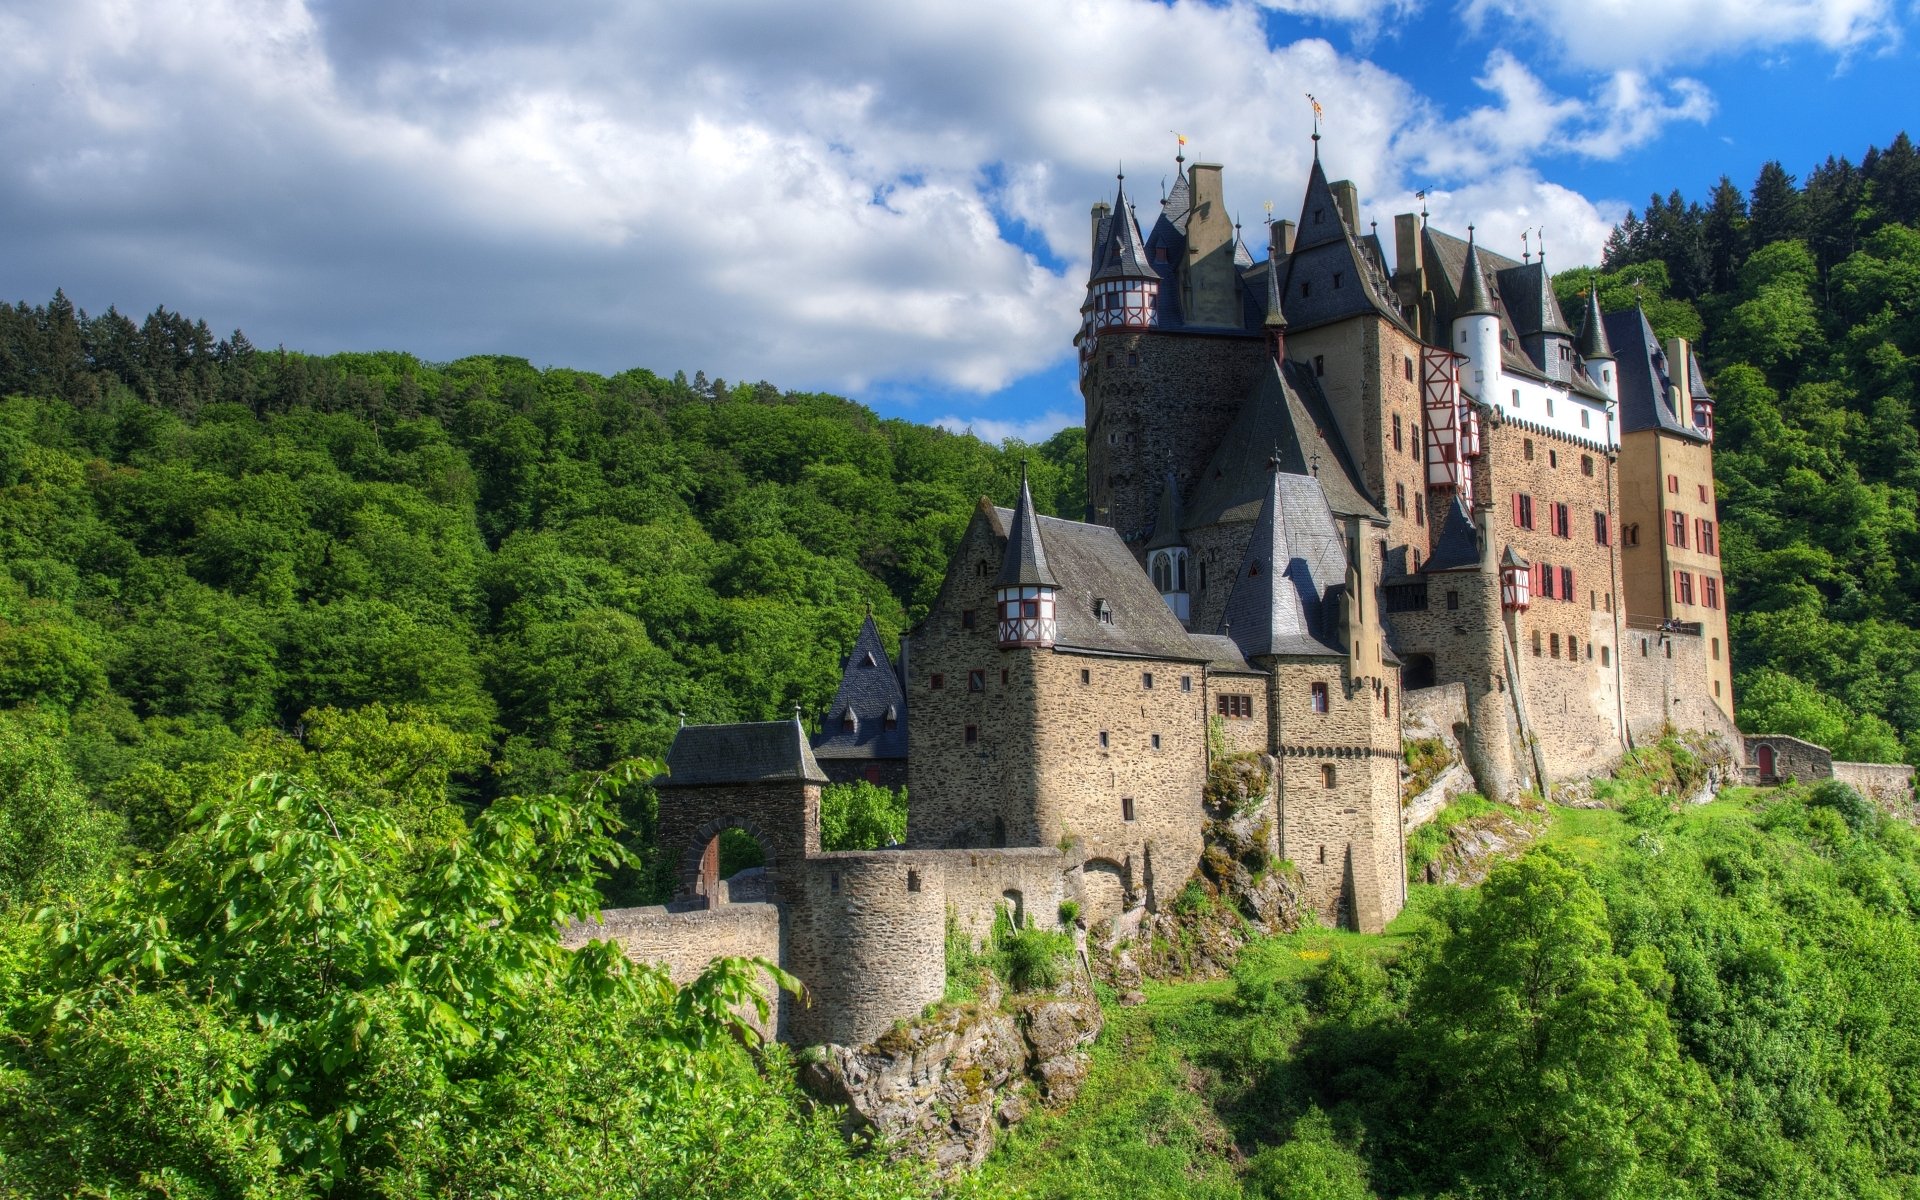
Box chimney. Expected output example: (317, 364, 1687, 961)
(1663, 337, 1692, 417)
(1331, 180, 1361, 235)
(1183, 163, 1239, 327)
(1275, 219, 1296, 255)
(1089, 201, 1111, 262)
(1393, 213, 1425, 325)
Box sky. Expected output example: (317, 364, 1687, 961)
(2, 0, 1913, 443)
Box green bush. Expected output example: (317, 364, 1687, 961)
(1058, 899, 1081, 927)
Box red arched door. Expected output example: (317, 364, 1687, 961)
(1757, 744, 1775, 779)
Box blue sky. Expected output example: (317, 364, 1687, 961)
(1, 0, 1911, 443)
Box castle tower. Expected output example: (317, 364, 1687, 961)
(1451, 230, 1501, 391)
(1576, 289, 1618, 404)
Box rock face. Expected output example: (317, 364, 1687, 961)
(799, 975, 1102, 1174)
(1420, 807, 1541, 887)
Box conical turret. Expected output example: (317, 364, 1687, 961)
(996, 466, 1058, 648)
(1088, 176, 1161, 332)
(1452, 228, 1501, 388)
(1456, 231, 1496, 317)
(1576, 289, 1618, 402)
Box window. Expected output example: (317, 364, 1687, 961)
(1218, 694, 1253, 718)
(1416, 494, 1426, 526)
(1333, 271, 1344, 289)
(1396, 482, 1407, 515)
(1105, 354, 1114, 368)
(1551, 633, 1561, 658)
(1513, 493, 1535, 530)
(1667, 474, 1679, 494)
(961, 608, 976, 629)
(1698, 483, 1709, 502)
(1322, 764, 1337, 788)
(1080, 668, 1091, 685)
(1549, 449, 1559, 469)
(1099, 730, 1109, 748)
(1383, 690, 1392, 717)
(1601, 645, 1611, 666)
(1524, 438, 1535, 461)
(1128, 352, 1139, 366)
(1568, 635, 1578, 659)
(1405, 356, 1414, 381)
(964, 724, 978, 745)
(1533, 630, 1543, 656)
(1581, 409, 1591, 429)
(907, 870, 921, 892)
(1142, 672, 1154, 690)
(1704, 575, 1720, 609)
(1561, 566, 1574, 600)
(1711, 636, 1721, 661)
(1302, 281, 1312, 297)
(1393, 413, 1403, 451)
(930, 673, 945, 690)
(1537, 562, 1556, 600)
(884, 707, 898, 731)
(1580, 454, 1594, 477)
(1181, 675, 1193, 692)
(830, 872, 840, 894)
(968, 669, 985, 693)
(1553, 503, 1571, 538)
(975, 560, 989, 577)
(1594, 510, 1610, 545)
(841, 710, 856, 732)
(1513, 389, 1521, 406)
(1122, 797, 1135, 822)
(1624, 523, 1640, 547)
(1447, 589, 1460, 611)
(1314, 355, 1325, 377)
(1411, 423, 1421, 458)
(1151, 734, 1162, 750)
(1548, 399, 1557, 420)
(1311, 682, 1330, 713)
(1001, 668, 1009, 686)
(1675, 570, 1695, 605)
(1670, 511, 1688, 548)
(1697, 519, 1717, 555)
(1095, 598, 1114, 625)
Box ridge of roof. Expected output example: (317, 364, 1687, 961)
(663, 719, 829, 787)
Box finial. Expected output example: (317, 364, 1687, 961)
(1370, 219, 1378, 236)
(1306, 92, 1324, 150)
(1310, 450, 1322, 478)
(678, 710, 686, 728)
(1468, 223, 1476, 240)
(1267, 441, 1284, 474)
(1117, 161, 1124, 183)
(864, 598, 873, 619)
(1263, 199, 1274, 225)
(1171, 130, 1186, 164)
(1538, 228, 1547, 264)
(793, 704, 802, 723)
(1522, 229, 1530, 263)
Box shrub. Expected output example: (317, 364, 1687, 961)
(1806, 779, 1875, 835)
(1057, 899, 1081, 927)
(998, 924, 1073, 993)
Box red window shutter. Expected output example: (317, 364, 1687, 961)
(1513, 493, 1522, 526)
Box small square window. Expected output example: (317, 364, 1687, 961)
(961, 608, 976, 629)
(1142, 672, 1154, 690)
(968, 669, 985, 693)
(1122, 797, 1135, 822)
(1321, 764, 1336, 788)
(1099, 730, 1109, 748)
(1151, 734, 1162, 750)
(1181, 675, 1193, 692)
(930, 674, 945, 690)
(964, 724, 978, 745)
(1080, 668, 1091, 685)
(907, 870, 921, 893)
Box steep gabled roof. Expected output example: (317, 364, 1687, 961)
(1163, 162, 1192, 234)
(1421, 494, 1482, 574)
(983, 506, 1209, 662)
(1275, 156, 1411, 335)
(1456, 234, 1497, 317)
(812, 614, 909, 762)
(1145, 472, 1185, 551)
(662, 719, 829, 787)
(1604, 307, 1710, 442)
(1186, 358, 1382, 529)
(1091, 179, 1158, 284)
(1496, 260, 1572, 337)
(996, 468, 1058, 588)
(1220, 469, 1350, 659)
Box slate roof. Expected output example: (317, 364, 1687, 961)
(984, 505, 1210, 662)
(1220, 469, 1351, 659)
(1575, 288, 1614, 360)
(1421, 494, 1482, 574)
(1455, 235, 1497, 317)
(1186, 358, 1383, 530)
(812, 614, 908, 762)
(1604, 307, 1710, 443)
(1187, 633, 1262, 675)
(1145, 472, 1185, 551)
(661, 719, 829, 787)
(996, 469, 1059, 588)
(1422, 225, 1611, 402)
(1091, 179, 1158, 284)
(1497, 260, 1572, 337)
(1277, 156, 1412, 335)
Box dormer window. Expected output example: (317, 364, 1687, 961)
(841, 710, 856, 733)
(883, 706, 898, 731)
(1095, 598, 1114, 625)
(862, 651, 877, 667)
(1332, 272, 1343, 289)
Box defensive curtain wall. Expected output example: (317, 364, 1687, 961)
(561, 719, 1079, 1048)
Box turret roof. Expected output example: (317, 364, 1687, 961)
(811, 613, 909, 762)
(1497, 259, 1572, 337)
(1145, 472, 1186, 550)
(1603, 306, 1710, 443)
(1576, 288, 1614, 360)
(995, 467, 1058, 588)
(1276, 154, 1412, 336)
(1456, 232, 1497, 317)
(1091, 178, 1158, 283)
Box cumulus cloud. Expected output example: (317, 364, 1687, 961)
(934, 409, 1081, 445)
(1459, 0, 1899, 70)
(0, 0, 1831, 423)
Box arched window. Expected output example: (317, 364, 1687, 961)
(1151, 552, 1173, 593)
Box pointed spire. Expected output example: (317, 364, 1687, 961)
(1457, 226, 1496, 317)
(1265, 256, 1289, 330)
(1576, 288, 1614, 361)
(996, 463, 1058, 588)
(1422, 494, 1482, 573)
(1145, 471, 1186, 550)
(1092, 174, 1157, 283)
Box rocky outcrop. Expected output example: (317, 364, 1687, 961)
(798, 973, 1102, 1175)
(1418, 807, 1541, 887)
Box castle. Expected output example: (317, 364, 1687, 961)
(564, 137, 1740, 1049)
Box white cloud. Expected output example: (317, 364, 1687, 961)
(934, 410, 1080, 445)
(1460, 0, 1899, 70)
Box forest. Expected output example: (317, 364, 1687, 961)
(0, 130, 1916, 1196)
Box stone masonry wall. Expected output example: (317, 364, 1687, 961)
(1030, 649, 1210, 912)
(1185, 518, 1253, 641)
(1623, 622, 1742, 752)
(785, 853, 950, 1047)
(1211, 670, 1270, 758)
(560, 903, 784, 1041)
(1832, 762, 1919, 816)
(1479, 410, 1627, 781)
(656, 780, 822, 904)
(1085, 330, 1267, 540)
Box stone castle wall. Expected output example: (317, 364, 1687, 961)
(1832, 762, 1919, 816)
(560, 903, 784, 1041)
(1622, 621, 1741, 752)
(1085, 330, 1266, 540)
(1381, 566, 1525, 801)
